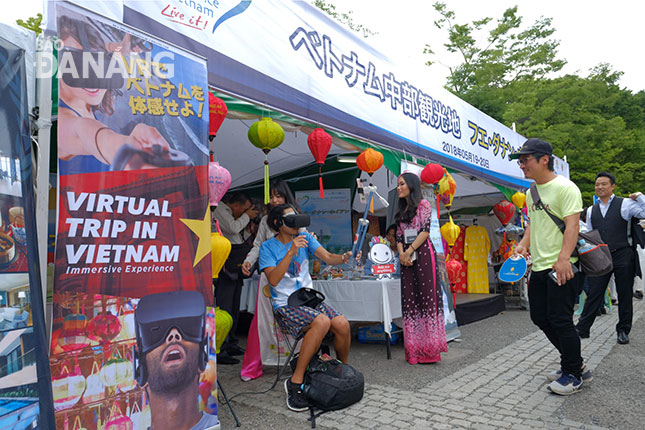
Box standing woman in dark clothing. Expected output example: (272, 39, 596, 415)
(395, 172, 448, 364)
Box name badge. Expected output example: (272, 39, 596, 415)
(404, 228, 417, 244)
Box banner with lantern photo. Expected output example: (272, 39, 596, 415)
(49, 3, 221, 429)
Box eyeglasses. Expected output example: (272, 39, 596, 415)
(516, 156, 536, 166)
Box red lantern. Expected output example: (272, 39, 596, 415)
(446, 259, 462, 284)
(90, 312, 122, 343)
(493, 200, 515, 225)
(208, 93, 227, 138)
(446, 258, 462, 309)
(421, 163, 445, 184)
(307, 128, 332, 199)
(356, 148, 384, 185)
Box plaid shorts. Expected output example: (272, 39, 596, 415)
(275, 302, 340, 338)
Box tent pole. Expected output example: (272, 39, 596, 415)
(35, 34, 53, 339)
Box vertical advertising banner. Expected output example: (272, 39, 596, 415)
(51, 3, 219, 429)
(0, 30, 52, 429)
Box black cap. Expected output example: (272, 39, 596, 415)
(509, 138, 553, 160)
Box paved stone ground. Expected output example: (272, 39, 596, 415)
(218, 299, 644, 429)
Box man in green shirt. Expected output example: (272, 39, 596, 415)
(512, 138, 590, 396)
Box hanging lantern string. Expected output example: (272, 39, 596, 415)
(319, 165, 324, 199)
(263, 149, 270, 204)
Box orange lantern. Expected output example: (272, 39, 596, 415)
(356, 148, 384, 185)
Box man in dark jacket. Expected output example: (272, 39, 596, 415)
(576, 172, 645, 344)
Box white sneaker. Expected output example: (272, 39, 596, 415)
(546, 364, 592, 382)
(547, 373, 583, 395)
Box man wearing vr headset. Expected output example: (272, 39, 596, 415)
(134, 291, 219, 430)
(259, 204, 355, 412)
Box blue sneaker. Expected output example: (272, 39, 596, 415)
(546, 364, 593, 383)
(547, 373, 582, 395)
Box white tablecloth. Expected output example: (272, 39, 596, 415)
(312, 279, 402, 336)
(240, 277, 402, 336)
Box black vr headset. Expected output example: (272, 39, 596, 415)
(59, 22, 124, 90)
(133, 291, 208, 386)
(275, 204, 311, 229)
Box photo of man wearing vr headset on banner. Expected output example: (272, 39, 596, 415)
(134, 291, 219, 430)
(259, 204, 359, 412)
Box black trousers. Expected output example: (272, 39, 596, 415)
(577, 247, 635, 335)
(215, 272, 243, 350)
(528, 269, 583, 378)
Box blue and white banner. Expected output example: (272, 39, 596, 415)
(46, 0, 569, 188)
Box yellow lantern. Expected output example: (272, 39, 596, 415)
(511, 191, 526, 210)
(437, 172, 457, 209)
(248, 117, 285, 203)
(440, 215, 461, 247)
(211, 231, 231, 279)
(511, 191, 526, 227)
(214, 307, 233, 354)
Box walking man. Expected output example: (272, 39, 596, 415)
(512, 138, 589, 395)
(576, 172, 645, 344)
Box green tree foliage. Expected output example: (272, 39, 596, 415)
(503, 73, 645, 203)
(312, 1, 377, 38)
(16, 13, 42, 35)
(425, 3, 565, 97)
(425, 4, 645, 205)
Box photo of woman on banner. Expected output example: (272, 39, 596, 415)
(56, 13, 196, 175)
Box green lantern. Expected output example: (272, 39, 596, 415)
(248, 117, 285, 203)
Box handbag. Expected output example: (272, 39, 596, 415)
(288, 288, 325, 309)
(529, 183, 613, 277)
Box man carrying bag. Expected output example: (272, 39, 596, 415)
(512, 138, 589, 396)
(575, 172, 645, 344)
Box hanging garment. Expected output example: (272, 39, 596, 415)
(450, 227, 468, 293)
(464, 225, 491, 293)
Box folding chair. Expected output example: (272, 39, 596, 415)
(263, 284, 332, 380)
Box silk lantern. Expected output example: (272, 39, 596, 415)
(214, 307, 233, 354)
(208, 162, 231, 206)
(307, 128, 332, 199)
(105, 402, 134, 430)
(440, 215, 461, 247)
(421, 163, 445, 185)
(89, 312, 122, 343)
(211, 220, 231, 279)
(248, 118, 285, 203)
(208, 93, 227, 139)
(59, 313, 89, 355)
(356, 148, 384, 185)
(52, 363, 86, 411)
(446, 258, 462, 308)
(437, 171, 457, 209)
(511, 191, 527, 228)
(493, 200, 515, 225)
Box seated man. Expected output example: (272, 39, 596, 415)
(259, 204, 353, 412)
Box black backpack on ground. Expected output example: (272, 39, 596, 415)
(291, 354, 364, 428)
